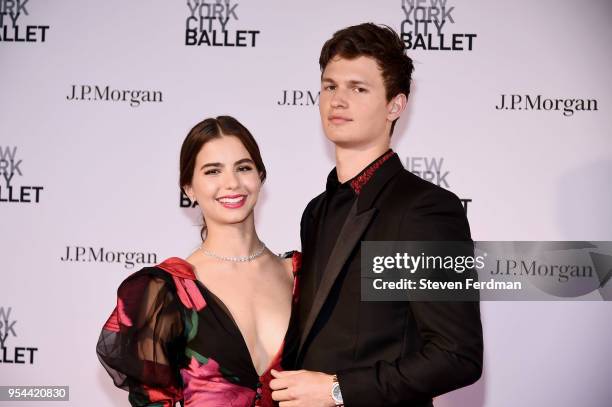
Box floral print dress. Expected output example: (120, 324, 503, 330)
(97, 252, 300, 407)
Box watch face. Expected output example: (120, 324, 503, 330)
(332, 383, 343, 403)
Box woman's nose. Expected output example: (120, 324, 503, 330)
(222, 170, 240, 189)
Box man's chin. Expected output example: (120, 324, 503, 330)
(325, 128, 356, 144)
(325, 133, 368, 149)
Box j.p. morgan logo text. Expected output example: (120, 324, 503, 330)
(0, 146, 43, 203)
(405, 156, 472, 214)
(401, 0, 476, 51)
(0, 0, 49, 43)
(186, 0, 260, 47)
(0, 307, 38, 365)
(495, 94, 598, 117)
(61, 246, 158, 269)
(277, 90, 320, 106)
(66, 85, 163, 107)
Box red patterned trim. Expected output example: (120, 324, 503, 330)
(172, 275, 207, 311)
(291, 251, 302, 303)
(349, 150, 395, 195)
(158, 257, 206, 311)
(157, 257, 197, 280)
(291, 251, 302, 276)
(141, 381, 183, 406)
(116, 297, 133, 327)
(258, 339, 285, 407)
(103, 308, 120, 332)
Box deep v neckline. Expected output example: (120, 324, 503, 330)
(191, 267, 292, 377)
(161, 254, 298, 377)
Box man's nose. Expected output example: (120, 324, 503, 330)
(330, 89, 348, 108)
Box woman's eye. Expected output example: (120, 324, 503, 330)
(204, 169, 220, 175)
(237, 165, 253, 172)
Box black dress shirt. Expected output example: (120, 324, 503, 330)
(314, 149, 394, 287)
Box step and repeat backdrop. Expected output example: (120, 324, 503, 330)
(1, 0, 611, 406)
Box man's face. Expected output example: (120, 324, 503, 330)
(319, 56, 394, 149)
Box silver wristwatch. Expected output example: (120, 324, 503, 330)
(331, 374, 344, 406)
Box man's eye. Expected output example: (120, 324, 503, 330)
(324, 85, 336, 91)
(237, 165, 253, 172)
(354, 87, 367, 93)
(204, 169, 220, 175)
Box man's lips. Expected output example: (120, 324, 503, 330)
(216, 194, 246, 208)
(328, 115, 352, 124)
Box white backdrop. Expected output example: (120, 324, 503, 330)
(1, 0, 611, 406)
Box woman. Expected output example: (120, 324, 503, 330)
(97, 116, 300, 406)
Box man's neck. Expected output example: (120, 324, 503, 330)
(335, 143, 391, 183)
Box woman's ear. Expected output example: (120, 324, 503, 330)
(183, 185, 195, 202)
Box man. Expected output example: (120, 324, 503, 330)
(271, 23, 483, 407)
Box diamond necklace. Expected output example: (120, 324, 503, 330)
(200, 242, 266, 262)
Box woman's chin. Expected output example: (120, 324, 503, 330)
(215, 211, 254, 226)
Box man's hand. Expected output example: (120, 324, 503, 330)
(270, 369, 336, 407)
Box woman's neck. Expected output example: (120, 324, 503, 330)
(202, 218, 262, 257)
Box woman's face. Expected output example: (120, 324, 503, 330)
(185, 135, 262, 230)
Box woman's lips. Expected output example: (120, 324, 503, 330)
(216, 195, 246, 209)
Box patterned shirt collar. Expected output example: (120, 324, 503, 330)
(326, 149, 395, 195)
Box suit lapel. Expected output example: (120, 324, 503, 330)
(298, 201, 377, 356)
(300, 197, 325, 304)
(296, 154, 404, 360)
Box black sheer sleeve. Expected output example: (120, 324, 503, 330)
(97, 269, 185, 406)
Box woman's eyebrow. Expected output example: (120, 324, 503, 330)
(200, 162, 223, 171)
(234, 158, 255, 165)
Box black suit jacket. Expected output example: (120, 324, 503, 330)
(284, 154, 483, 407)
